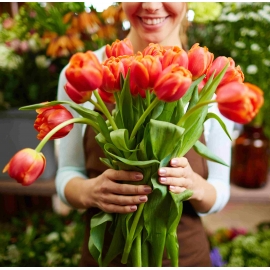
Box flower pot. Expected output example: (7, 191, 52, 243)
(0, 108, 57, 181)
(230, 125, 270, 188)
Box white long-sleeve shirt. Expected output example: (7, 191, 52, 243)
(55, 46, 234, 215)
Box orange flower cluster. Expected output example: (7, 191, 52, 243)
(64, 38, 263, 124)
(3, 39, 264, 186)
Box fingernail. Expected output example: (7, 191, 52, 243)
(139, 196, 147, 202)
(169, 185, 175, 190)
(159, 168, 166, 176)
(130, 205, 137, 211)
(160, 177, 167, 183)
(135, 173, 143, 180)
(171, 159, 177, 166)
(144, 186, 152, 193)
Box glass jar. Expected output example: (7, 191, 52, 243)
(230, 125, 269, 188)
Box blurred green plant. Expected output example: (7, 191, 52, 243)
(208, 222, 270, 267)
(0, 210, 85, 267)
(188, 2, 270, 138)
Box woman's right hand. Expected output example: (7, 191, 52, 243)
(81, 169, 152, 214)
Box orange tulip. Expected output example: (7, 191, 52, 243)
(98, 88, 115, 104)
(65, 51, 103, 91)
(188, 43, 214, 80)
(100, 56, 125, 93)
(207, 56, 244, 89)
(130, 75, 146, 98)
(142, 43, 165, 59)
(216, 81, 264, 124)
(162, 46, 188, 70)
(154, 64, 192, 102)
(3, 148, 46, 186)
(105, 38, 133, 58)
(34, 105, 74, 140)
(64, 82, 92, 104)
(130, 54, 162, 90)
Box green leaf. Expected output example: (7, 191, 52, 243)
(171, 99, 185, 125)
(193, 140, 229, 166)
(156, 101, 177, 122)
(182, 75, 205, 107)
(151, 101, 165, 119)
(110, 129, 136, 152)
(71, 104, 112, 143)
(88, 211, 113, 266)
(205, 112, 232, 140)
(104, 145, 160, 168)
(119, 71, 134, 135)
(186, 85, 199, 111)
(199, 63, 229, 103)
(149, 119, 185, 161)
(19, 100, 70, 110)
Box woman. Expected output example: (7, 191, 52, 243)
(56, 2, 234, 266)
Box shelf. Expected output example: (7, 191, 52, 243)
(0, 178, 56, 196)
(229, 173, 270, 203)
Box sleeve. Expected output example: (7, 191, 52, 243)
(198, 103, 235, 216)
(55, 47, 104, 206)
(55, 66, 89, 206)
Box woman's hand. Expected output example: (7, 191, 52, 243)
(81, 169, 152, 214)
(158, 157, 203, 201)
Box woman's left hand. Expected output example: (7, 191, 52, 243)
(158, 157, 199, 198)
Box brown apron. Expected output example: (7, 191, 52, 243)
(79, 103, 212, 267)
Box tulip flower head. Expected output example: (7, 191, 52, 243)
(162, 46, 189, 70)
(65, 51, 103, 91)
(64, 82, 92, 104)
(154, 64, 192, 102)
(207, 56, 244, 89)
(130, 54, 162, 90)
(216, 81, 264, 124)
(98, 88, 115, 104)
(188, 43, 214, 80)
(34, 104, 74, 140)
(100, 56, 126, 93)
(105, 38, 134, 58)
(3, 148, 46, 186)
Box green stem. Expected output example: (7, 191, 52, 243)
(133, 233, 142, 267)
(121, 203, 145, 264)
(177, 100, 217, 127)
(93, 90, 118, 130)
(35, 117, 99, 153)
(130, 97, 160, 139)
(89, 97, 103, 112)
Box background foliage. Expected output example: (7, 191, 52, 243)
(188, 2, 270, 137)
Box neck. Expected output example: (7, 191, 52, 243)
(126, 29, 182, 53)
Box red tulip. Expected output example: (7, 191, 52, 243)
(118, 55, 134, 76)
(34, 105, 74, 140)
(207, 56, 244, 89)
(130, 75, 146, 98)
(98, 88, 115, 104)
(65, 51, 103, 91)
(154, 64, 192, 102)
(64, 82, 92, 104)
(105, 38, 134, 58)
(188, 43, 214, 80)
(3, 148, 46, 186)
(216, 81, 264, 124)
(130, 54, 162, 90)
(162, 46, 188, 70)
(100, 56, 125, 93)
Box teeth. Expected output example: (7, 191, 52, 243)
(142, 17, 165, 25)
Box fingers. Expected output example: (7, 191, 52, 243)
(100, 193, 148, 213)
(104, 169, 144, 182)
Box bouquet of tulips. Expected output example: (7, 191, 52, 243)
(3, 38, 263, 266)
